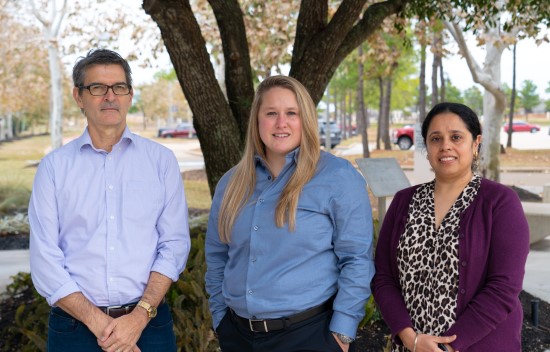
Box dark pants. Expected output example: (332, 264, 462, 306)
(47, 303, 177, 352)
(216, 309, 357, 352)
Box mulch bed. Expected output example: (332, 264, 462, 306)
(353, 290, 550, 351)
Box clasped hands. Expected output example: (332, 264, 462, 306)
(91, 310, 149, 352)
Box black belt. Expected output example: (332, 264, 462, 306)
(98, 298, 166, 318)
(98, 303, 138, 318)
(231, 299, 332, 333)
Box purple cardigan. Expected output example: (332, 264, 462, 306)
(372, 178, 529, 351)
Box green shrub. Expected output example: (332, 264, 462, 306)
(0, 217, 220, 352)
(0, 184, 31, 216)
(0, 272, 48, 352)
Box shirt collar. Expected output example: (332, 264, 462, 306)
(77, 126, 135, 152)
(254, 147, 301, 168)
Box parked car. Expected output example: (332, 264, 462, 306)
(503, 121, 541, 133)
(318, 120, 342, 148)
(391, 125, 414, 150)
(158, 123, 196, 138)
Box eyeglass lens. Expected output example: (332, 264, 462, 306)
(89, 84, 130, 96)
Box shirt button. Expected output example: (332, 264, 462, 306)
(460, 289, 466, 294)
(461, 261, 467, 267)
(267, 176, 272, 180)
(259, 199, 264, 203)
(251, 257, 257, 262)
(248, 290, 253, 295)
(253, 225, 258, 231)
(108, 185, 114, 190)
(110, 246, 115, 251)
(109, 277, 114, 282)
(107, 156, 112, 161)
(109, 215, 115, 220)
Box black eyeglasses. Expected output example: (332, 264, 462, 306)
(79, 83, 132, 96)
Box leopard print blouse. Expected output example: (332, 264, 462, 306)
(392, 174, 481, 352)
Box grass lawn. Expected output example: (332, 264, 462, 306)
(1, 132, 547, 214)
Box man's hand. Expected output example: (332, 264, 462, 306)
(332, 333, 350, 352)
(97, 309, 148, 352)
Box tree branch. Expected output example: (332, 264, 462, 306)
(208, 0, 254, 138)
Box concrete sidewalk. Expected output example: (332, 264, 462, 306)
(1, 238, 550, 302)
(0, 249, 30, 293)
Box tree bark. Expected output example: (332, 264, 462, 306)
(419, 42, 427, 122)
(506, 43, 516, 148)
(143, 0, 243, 195)
(357, 45, 369, 157)
(381, 77, 392, 150)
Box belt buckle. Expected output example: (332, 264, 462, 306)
(248, 319, 268, 333)
(106, 305, 122, 316)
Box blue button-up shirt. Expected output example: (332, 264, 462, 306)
(205, 150, 374, 338)
(29, 127, 190, 307)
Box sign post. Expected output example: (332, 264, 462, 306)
(355, 158, 410, 225)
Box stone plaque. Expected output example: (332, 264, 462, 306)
(355, 158, 410, 198)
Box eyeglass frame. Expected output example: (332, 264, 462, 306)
(78, 83, 132, 96)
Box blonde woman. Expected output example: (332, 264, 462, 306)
(205, 76, 374, 352)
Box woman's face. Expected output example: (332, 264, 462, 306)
(425, 112, 481, 181)
(258, 87, 302, 164)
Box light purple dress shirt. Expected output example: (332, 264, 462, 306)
(29, 127, 190, 307)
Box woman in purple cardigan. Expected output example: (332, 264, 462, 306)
(372, 102, 529, 352)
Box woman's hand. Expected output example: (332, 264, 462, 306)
(397, 328, 457, 352)
(414, 333, 456, 352)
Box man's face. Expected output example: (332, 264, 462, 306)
(72, 64, 133, 132)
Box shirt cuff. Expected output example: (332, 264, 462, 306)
(151, 260, 181, 282)
(213, 309, 228, 330)
(48, 280, 81, 306)
(329, 311, 359, 339)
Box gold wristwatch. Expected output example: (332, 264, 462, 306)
(137, 300, 157, 318)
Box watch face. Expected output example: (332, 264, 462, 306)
(149, 306, 157, 318)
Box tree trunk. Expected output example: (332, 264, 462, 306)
(506, 43, 516, 148)
(357, 45, 369, 158)
(431, 32, 441, 107)
(419, 42, 427, 122)
(144, 0, 244, 195)
(377, 78, 383, 150)
(381, 77, 392, 150)
(445, 21, 512, 182)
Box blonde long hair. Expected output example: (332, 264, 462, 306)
(217, 76, 320, 243)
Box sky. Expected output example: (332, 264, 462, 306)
(439, 37, 550, 99)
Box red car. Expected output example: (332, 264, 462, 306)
(391, 125, 414, 150)
(158, 123, 196, 138)
(503, 121, 540, 133)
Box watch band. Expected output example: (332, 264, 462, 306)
(137, 300, 157, 318)
(333, 332, 355, 344)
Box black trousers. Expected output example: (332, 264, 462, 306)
(216, 309, 357, 352)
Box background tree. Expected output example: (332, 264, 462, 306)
(0, 2, 50, 139)
(444, 0, 549, 181)
(143, 0, 411, 194)
(518, 80, 540, 120)
(28, 0, 68, 149)
(506, 43, 517, 148)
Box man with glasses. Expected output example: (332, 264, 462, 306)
(29, 49, 191, 352)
